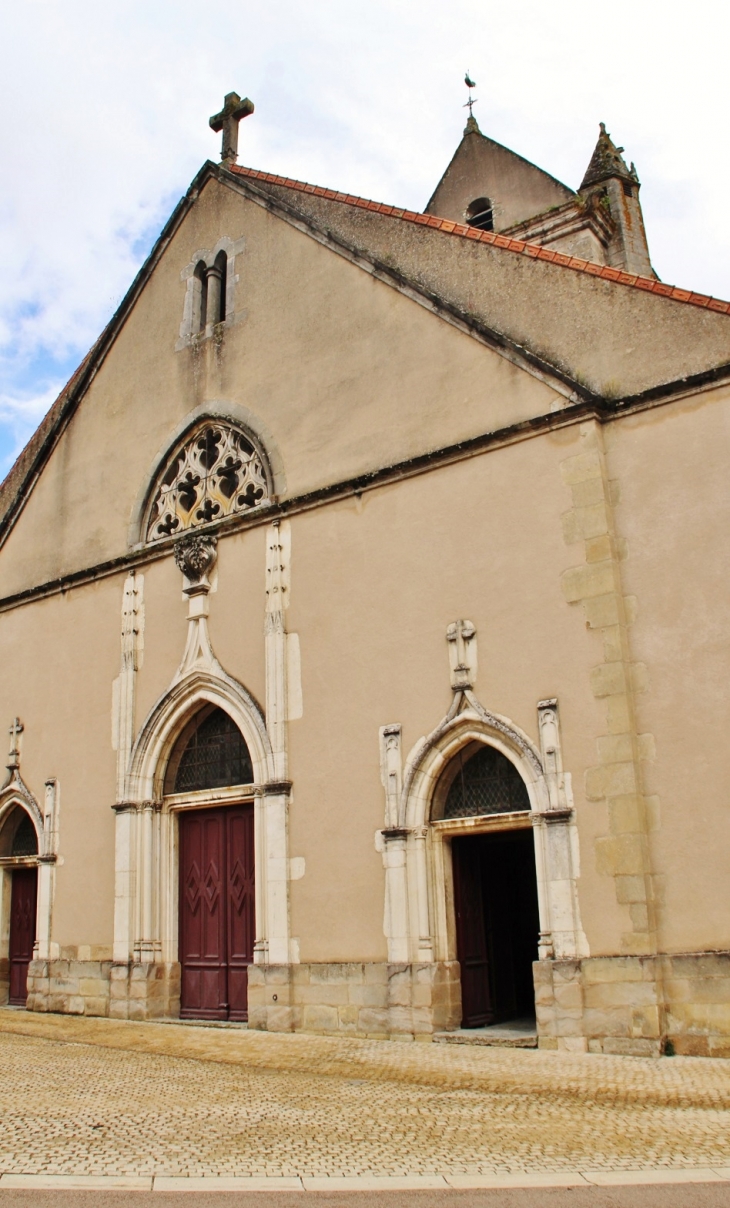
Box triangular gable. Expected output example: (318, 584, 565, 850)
(0, 162, 590, 552)
(0, 165, 584, 594)
(424, 119, 575, 230)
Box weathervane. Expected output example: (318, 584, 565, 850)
(464, 72, 477, 118)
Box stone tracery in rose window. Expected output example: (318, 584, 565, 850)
(146, 422, 269, 542)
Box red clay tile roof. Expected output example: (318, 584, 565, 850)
(233, 165, 730, 315)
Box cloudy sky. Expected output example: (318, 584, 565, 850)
(1, 0, 728, 475)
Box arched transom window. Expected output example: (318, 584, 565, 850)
(146, 421, 269, 542)
(0, 806, 38, 857)
(166, 708, 254, 794)
(443, 744, 529, 819)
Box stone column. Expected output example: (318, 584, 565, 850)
(205, 262, 223, 327)
(113, 803, 137, 963)
(260, 521, 292, 966)
(265, 521, 289, 782)
(112, 573, 144, 965)
(138, 800, 158, 962)
(536, 699, 587, 960)
(34, 778, 59, 961)
(34, 857, 56, 961)
(381, 828, 409, 963)
(412, 826, 433, 961)
(260, 784, 292, 966)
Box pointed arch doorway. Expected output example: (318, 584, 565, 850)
(0, 806, 39, 1006)
(439, 743, 540, 1028)
(167, 707, 256, 1021)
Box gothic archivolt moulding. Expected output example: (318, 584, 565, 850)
(145, 420, 270, 542)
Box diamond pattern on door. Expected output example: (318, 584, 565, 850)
(229, 858, 251, 913)
(185, 862, 202, 914)
(179, 805, 254, 1021)
(203, 862, 221, 910)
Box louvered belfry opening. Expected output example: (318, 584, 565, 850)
(444, 744, 529, 819)
(172, 708, 253, 794)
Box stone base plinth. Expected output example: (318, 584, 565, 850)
(535, 951, 730, 1058)
(26, 958, 180, 1020)
(27, 958, 114, 1016)
(248, 961, 461, 1039)
(109, 961, 181, 1021)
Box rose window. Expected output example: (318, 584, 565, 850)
(146, 422, 269, 542)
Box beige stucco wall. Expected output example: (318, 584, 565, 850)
(605, 383, 730, 953)
(0, 577, 120, 948)
(284, 429, 614, 960)
(1, 388, 730, 964)
(0, 425, 614, 961)
(0, 177, 561, 600)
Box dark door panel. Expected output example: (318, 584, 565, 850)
(9, 867, 37, 1006)
(179, 804, 254, 1021)
(226, 807, 255, 1022)
(452, 838, 492, 1026)
(179, 810, 227, 1018)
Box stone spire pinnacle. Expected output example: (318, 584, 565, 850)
(209, 92, 255, 165)
(580, 122, 639, 190)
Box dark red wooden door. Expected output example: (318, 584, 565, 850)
(9, 867, 37, 1006)
(452, 838, 492, 1027)
(179, 805, 254, 1020)
(225, 807, 255, 1021)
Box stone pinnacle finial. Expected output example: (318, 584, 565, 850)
(209, 91, 255, 165)
(580, 121, 638, 190)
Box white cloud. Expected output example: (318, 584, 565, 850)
(0, 382, 63, 476)
(1, 0, 729, 466)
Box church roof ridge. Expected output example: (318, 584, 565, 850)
(231, 164, 730, 315)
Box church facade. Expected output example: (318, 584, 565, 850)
(1, 97, 730, 1056)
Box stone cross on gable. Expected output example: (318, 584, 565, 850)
(7, 717, 23, 769)
(209, 92, 255, 164)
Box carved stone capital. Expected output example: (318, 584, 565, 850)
(174, 534, 218, 585)
(381, 827, 410, 842)
(261, 780, 292, 797)
(531, 807, 573, 823)
(112, 801, 139, 813)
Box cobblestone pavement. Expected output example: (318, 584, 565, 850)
(0, 1009, 729, 1181)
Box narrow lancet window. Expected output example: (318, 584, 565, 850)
(214, 250, 227, 323)
(192, 261, 207, 334)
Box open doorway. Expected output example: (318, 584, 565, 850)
(452, 829, 539, 1028)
